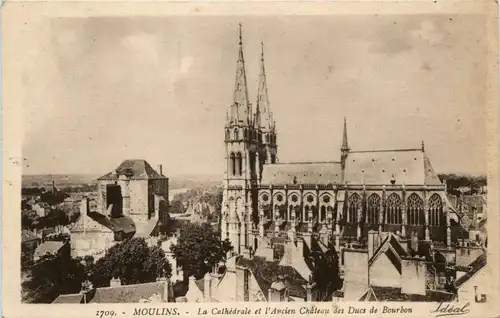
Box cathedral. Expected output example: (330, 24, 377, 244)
(220, 25, 460, 257)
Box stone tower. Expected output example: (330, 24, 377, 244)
(221, 25, 259, 255)
(255, 42, 278, 181)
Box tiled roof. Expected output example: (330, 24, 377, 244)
(344, 149, 442, 185)
(135, 219, 159, 238)
(34, 241, 65, 258)
(237, 256, 308, 299)
(52, 293, 84, 304)
(455, 253, 487, 288)
(86, 212, 136, 234)
(70, 214, 114, 233)
(369, 233, 408, 273)
(87, 281, 167, 303)
(97, 160, 166, 181)
(261, 162, 342, 185)
(370, 286, 455, 302)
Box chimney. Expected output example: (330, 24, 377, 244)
(368, 230, 376, 259)
(268, 276, 287, 302)
(235, 265, 250, 301)
(156, 277, 169, 302)
(110, 277, 121, 287)
(158, 165, 163, 176)
(80, 197, 89, 216)
(303, 232, 312, 249)
(203, 272, 211, 301)
(296, 237, 305, 259)
(306, 275, 315, 302)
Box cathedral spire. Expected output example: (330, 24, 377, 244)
(229, 23, 250, 126)
(256, 41, 273, 130)
(341, 117, 349, 152)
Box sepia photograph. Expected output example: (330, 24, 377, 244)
(3, 1, 497, 313)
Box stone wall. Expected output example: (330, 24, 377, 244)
(401, 257, 426, 295)
(343, 249, 368, 300)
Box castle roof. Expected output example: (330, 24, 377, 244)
(97, 160, 166, 181)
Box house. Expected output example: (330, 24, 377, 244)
(454, 252, 487, 303)
(33, 240, 70, 262)
(161, 235, 182, 282)
(33, 202, 50, 218)
(184, 233, 333, 302)
(22, 230, 40, 262)
(52, 277, 172, 303)
(69, 197, 115, 260)
(340, 231, 455, 302)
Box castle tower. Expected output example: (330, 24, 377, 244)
(221, 24, 259, 255)
(255, 42, 278, 181)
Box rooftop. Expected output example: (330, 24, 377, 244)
(97, 160, 167, 181)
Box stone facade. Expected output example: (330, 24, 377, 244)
(97, 160, 169, 227)
(220, 27, 459, 260)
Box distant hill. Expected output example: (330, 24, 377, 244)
(22, 173, 222, 190)
(22, 174, 100, 187)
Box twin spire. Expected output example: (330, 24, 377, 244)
(229, 24, 274, 130)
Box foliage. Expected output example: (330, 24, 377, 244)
(170, 222, 232, 279)
(22, 254, 86, 303)
(37, 209, 70, 233)
(169, 200, 185, 214)
(439, 173, 487, 196)
(22, 210, 40, 230)
(91, 238, 172, 288)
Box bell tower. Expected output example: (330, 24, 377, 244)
(255, 42, 278, 181)
(221, 24, 258, 255)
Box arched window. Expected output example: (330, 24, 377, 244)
(303, 206, 309, 222)
(348, 193, 361, 223)
(236, 152, 242, 176)
(367, 194, 381, 224)
(234, 128, 239, 140)
(428, 194, 444, 226)
(407, 193, 425, 225)
(311, 206, 318, 223)
(386, 193, 403, 224)
(320, 206, 326, 222)
(230, 153, 236, 176)
(225, 129, 230, 140)
(243, 129, 247, 139)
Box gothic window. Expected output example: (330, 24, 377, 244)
(236, 152, 242, 176)
(348, 193, 361, 223)
(271, 154, 276, 164)
(320, 206, 326, 222)
(225, 129, 230, 140)
(367, 193, 381, 224)
(386, 193, 403, 224)
(407, 193, 425, 225)
(243, 129, 247, 139)
(289, 205, 294, 221)
(234, 128, 239, 140)
(230, 153, 236, 176)
(303, 206, 309, 222)
(312, 206, 318, 223)
(429, 194, 444, 226)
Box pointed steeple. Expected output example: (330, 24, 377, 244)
(256, 41, 273, 130)
(229, 23, 250, 126)
(341, 117, 349, 152)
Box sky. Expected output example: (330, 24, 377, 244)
(21, 14, 488, 177)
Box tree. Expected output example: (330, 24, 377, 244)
(170, 222, 232, 279)
(91, 238, 172, 288)
(22, 210, 39, 230)
(22, 254, 86, 303)
(170, 200, 185, 214)
(39, 209, 69, 233)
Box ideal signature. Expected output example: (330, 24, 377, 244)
(430, 301, 471, 317)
